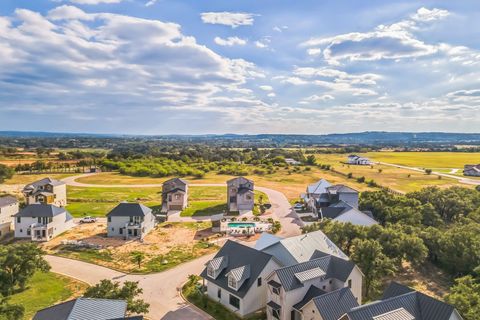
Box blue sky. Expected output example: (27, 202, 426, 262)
(0, 0, 479, 134)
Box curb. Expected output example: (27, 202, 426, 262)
(179, 281, 215, 320)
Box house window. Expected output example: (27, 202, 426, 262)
(257, 277, 262, 287)
(322, 286, 326, 290)
(119, 228, 123, 235)
(111, 227, 114, 232)
(229, 295, 240, 309)
(207, 266, 215, 278)
(27, 229, 31, 236)
(271, 308, 280, 319)
(175, 194, 180, 200)
(38, 217, 42, 223)
(228, 276, 237, 289)
(20, 229, 23, 233)
(217, 288, 221, 299)
(329, 280, 332, 284)
(272, 287, 280, 295)
(246, 195, 252, 200)
(16, 217, 21, 223)
(348, 279, 352, 288)
(108, 217, 111, 222)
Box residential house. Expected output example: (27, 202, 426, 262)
(255, 230, 350, 266)
(107, 203, 156, 240)
(302, 180, 377, 227)
(0, 196, 18, 239)
(201, 240, 282, 317)
(464, 164, 480, 177)
(33, 298, 144, 320)
(340, 282, 463, 320)
(227, 177, 254, 212)
(265, 251, 363, 320)
(22, 177, 67, 207)
(347, 155, 371, 165)
(285, 158, 301, 165)
(14, 204, 74, 241)
(162, 178, 188, 211)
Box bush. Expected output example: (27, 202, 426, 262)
(356, 176, 366, 183)
(347, 173, 353, 179)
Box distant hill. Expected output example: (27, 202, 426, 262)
(1, 131, 480, 146)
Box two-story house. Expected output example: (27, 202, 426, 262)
(346, 155, 371, 165)
(162, 178, 188, 212)
(265, 252, 363, 320)
(13, 204, 74, 241)
(464, 164, 480, 177)
(201, 240, 282, 317)
(227, 177, 254, 212)
(106, 203, 156, 240)
(0, 196, 18, 239)
(340, 282, 463, 320)
(22, 177, 67, 207)
(302, 180, 377, 227)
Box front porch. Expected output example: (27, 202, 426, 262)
(29, 223, 53, 241)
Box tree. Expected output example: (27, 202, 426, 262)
(0, 243, 50, 296)
(351, 239, 396, 298)
(305, 155, 316, 165)
(425, 168, 432, 175)
(130, 251, 145, 269)
(476, 185, 480, 192)
(0, 299, 24, 320)
(84, 280, 150, 314)
(445, 273, 480, 320)
(0, 164, 14, 183)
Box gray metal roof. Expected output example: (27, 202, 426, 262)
(293, 285, 326, 310)
(200, 240, 274, 298)
(107, 203, 152, 217)
(226, 265, 251, 282)
(382, 282, 414, 300)
(0, 195, 17, 207)
(327, 185, 358, 194)
(162, 178, 188, 194)
(227, 176, 253, 185)
(274, 255, 354, 292)
(260, 230, 348, 265)
(313, 287, 359, 320)
(14, 204, 69, 218)
(25, 177, 65, 188)
(307, 179, 332, 195)
(254, 232, 282, 251)
(208, 256, 228, 271)
(373, 308, 415, 320)
(345, 283, 459, 320)
(33, 298, 127, 320)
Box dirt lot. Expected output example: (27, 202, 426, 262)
(42, 221, 220, 273)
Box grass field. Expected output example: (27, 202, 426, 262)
(8, 272, 87, 319)
(4, 173, 77, 185)
(364, 151, 480, 169)
(314, 153, 468, 193)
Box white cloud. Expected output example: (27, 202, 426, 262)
(214, 36, 247, 46)
(145, 0, 157, 7)
(302, 7, 450, 65)
(273, 25, 288, 32)
(259, 85, 273, 91)
(411, 7, 449, 22)
(201, 12, 255, 28)
(255, 40, 267, 48)
(267, 93, 276, 97)
(303, 94, 335, 102)
(307, 48, 322, 56)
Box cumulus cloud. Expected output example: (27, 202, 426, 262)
(259, 85, 273, 91)
(201, 12, 255, 28)
(302, 7, 450, 65)
(303, 94, 335, 102)
(0, 6, 265, 127)
(69, 0, 122, 4)
(255, 40, 267, 48)
(214, 36, 247, 46)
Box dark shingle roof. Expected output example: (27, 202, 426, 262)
(33, 298, 127, 320)
(107, 203, 152, 217)
(320, 207, 347, 219)
(293, 285, 326, 310)
(275, 255, 355, 292)
(313, 287, 359, 320)
(162, 178, 188, 194)
(200, 240, 274, 298)
(0, 195, 17, 207)
(345, 282, 459, 320)
(14, 204, 69, 218)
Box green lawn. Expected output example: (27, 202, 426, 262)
(7, 272, 87, 320)
(364, 151, 480, 169)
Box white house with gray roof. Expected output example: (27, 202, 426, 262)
(0, 196, 18, 239)
(22, 177, 67, 207)
(347, 155, 371, 165)
(201, 240, 282, 317)
(33, 298, 144, 320)
(339, 282, 463, 320)
(106, 202, 156, 240)
(227, 177, 254, 212)
(14, 204, 74, 241)
(265, 250, 363, 320)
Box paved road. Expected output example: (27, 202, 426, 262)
(377, 162, 480, 185)
(46, 254, 215, 320)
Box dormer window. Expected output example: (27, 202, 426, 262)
(228, 275, 237, 289)
(207, 265, 215, 278)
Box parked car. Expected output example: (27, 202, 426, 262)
(79, 216, 97, 223)
(293, 203, 304, 210)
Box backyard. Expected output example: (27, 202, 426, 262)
(41, 222, 220, 273)
(7, 272, 88, 320)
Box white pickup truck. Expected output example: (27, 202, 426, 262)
(79, 216, 97, 223)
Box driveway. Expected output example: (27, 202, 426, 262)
(46, 254, 215, 320)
